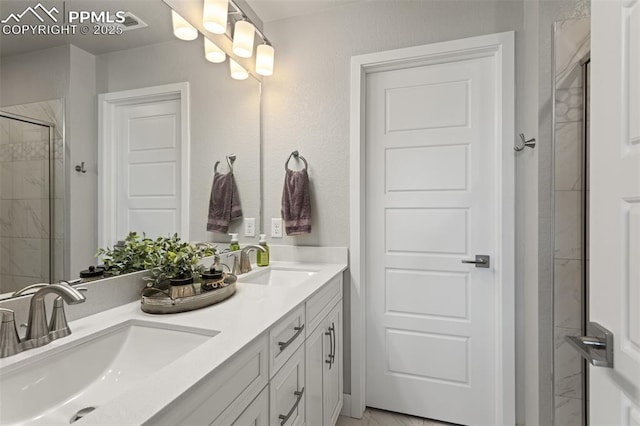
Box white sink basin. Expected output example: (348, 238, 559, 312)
(241, 267, 318, 286)
(0, 320, 218, 425)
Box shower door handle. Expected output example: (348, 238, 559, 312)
(565, 322, 614, 368)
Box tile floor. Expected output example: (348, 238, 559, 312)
(336, 408, 452, 426)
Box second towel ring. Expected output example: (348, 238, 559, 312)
(285, 150, 308, 171)
(215, 154, 236, 173)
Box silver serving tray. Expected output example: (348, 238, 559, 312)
(140, 274, 237, 314)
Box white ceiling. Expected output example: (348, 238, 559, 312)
(246, 0, 360, 23)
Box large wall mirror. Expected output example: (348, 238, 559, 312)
(0, 0, 262, 296)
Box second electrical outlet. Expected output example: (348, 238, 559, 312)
(271, 218, 283, 238)
(244, 218, 255, 237)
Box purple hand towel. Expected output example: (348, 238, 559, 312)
(207, 172, 242, 234)
(281, 169, 311, 235)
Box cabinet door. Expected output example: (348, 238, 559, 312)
(270, 344, 305, 426)
(227, 385, 269, 426)
(305, 321, 329, 426)
(323, 302, 342, 426)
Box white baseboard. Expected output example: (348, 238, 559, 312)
(340, 394, 352, 417)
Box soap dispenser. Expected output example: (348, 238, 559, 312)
(257, 234, 270, 267)
(229, 233, 240, 251)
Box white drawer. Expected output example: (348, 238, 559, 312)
(270, 304, 306, 378)
(306, 274, 342, 335)
(148, 335, 268, 425)
(214, 384, 269, 426)
(270, 344, 305, 426)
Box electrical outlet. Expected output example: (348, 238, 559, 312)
(271, 218, 283, 238)
(244, 218, 255, 237)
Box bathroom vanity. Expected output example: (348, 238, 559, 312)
(0, 247, 347, 426)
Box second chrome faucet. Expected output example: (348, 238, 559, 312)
(237, 245, 267, 274)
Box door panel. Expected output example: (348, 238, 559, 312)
(270, 345, 305, 426)
(116, 99, 182, 240)
(305, 322, 325, 426)
(590, 0, 640, 424)
(366, 55, 497, 425)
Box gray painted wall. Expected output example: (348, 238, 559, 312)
(95, 38, 261, 248)
(261, 1, 530, 422)
(0, 45, 98, 278)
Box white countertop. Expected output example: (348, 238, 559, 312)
(0, 259, 347, 425)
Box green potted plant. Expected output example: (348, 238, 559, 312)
(142, 234, 215, 291)
(96, 232, 155, 276)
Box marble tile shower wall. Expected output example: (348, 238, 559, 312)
(0, 100, 64, 294)
(553, 17, 589, 426)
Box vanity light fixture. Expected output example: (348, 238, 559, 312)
(203, 0, 228, 34)
(230, 58, 249, 80)
(171, 10, 198, 41)
(204, 38, 226, 63)
(232, 19, 255, 58)
(170, 0, 275, 78)
(255, 43, 274, 76)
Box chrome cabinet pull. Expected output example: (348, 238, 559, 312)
(461, 254, 490, 268)
(325, 325, 333, 369)
(278, 324, 305, 352)
(330, 322, 336, 365)
(278, 387, 305, 426)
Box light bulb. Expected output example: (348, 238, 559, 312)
(171, 10, 197, 41)
(232, 20, 255, 58)
(230, 59, 249, 80)
(256, 44, 274, 76)
(204, 38, 226, 63)
(203, 0, 228, 34)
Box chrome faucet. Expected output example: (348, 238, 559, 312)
(23, 282, 86, 350)
(0, 308, 22, 358)
(239, 245, 267, 274)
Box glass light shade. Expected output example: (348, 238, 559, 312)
(204, 38, 226, 63)
(256, 44, 275, 76)
(171, 10, 197, 41)
(229, 59, 249, 80)
(232, 20, 255, 58)
(203, 0, 228, 34)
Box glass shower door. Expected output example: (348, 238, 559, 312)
(0, 113, 54, 294)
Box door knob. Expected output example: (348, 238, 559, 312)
(461, 255, 490, 268)
(565, 322, 614, 368)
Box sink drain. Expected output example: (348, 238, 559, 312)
(69, 406, 96, 424)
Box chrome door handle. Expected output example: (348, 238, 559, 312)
(565, 322, 614, 368)
(461, 255, 490, 268)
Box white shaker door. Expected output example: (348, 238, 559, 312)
(365, 38, 510, 425)
(589, 1, 640, 424)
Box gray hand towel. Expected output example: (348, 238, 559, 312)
(207, 172, 243, 234)
(281, 169, 311, 235)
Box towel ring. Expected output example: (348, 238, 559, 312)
(285, 150, 308, 171)
(215, 154, 236, 173)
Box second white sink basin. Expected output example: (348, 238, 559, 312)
(0, 320, 218, 425)
(241, 267, 318, 286)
